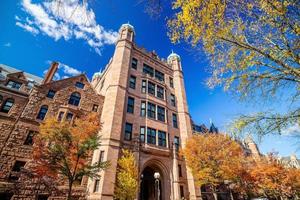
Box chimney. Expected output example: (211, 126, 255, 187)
(43, 61, 59, 84)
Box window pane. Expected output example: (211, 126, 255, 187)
(143, 64, 154, 77)
(131, 58, 138, 69)
(170, 77, 174, 88)
(140, 101, 146, 117)
(157, 85, 164, 99)
(141, 80, 147, 93)
(75, 82, 85, 89)
(147, 102, 156, 119)
(125, 123, 132, 141)
(92, 104, 99, 112)
(173, 113, 178, 128)
(129, 75, 136, 89)
(24, 130, 36, 145)
(158, 130, 166, 147)
(46, 90, 56, 98)
(6, 81, 22, 90)
(66, 112, 74, 121)
(127, 97, 135, 113)
(1, 98, 14, 113)
(174, 136, 180, 151)
(155, 70, 165, 82)
(147, 127, 156, 145)
(148, 81, 155, 95)
(157, 106, 165, 122)
(140, 127, 145, 142)
(37, 105, 48, 120)
(171, 94, 176, 106)
(68, 92, 81, 106)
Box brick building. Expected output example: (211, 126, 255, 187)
(0, 23, 218, 200)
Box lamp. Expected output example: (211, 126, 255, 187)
(154, 172, 160, 180)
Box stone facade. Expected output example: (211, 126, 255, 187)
(0, 63, 104, 199)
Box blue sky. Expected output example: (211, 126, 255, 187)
(0, 0, 299, 157)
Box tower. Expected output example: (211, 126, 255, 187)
(88, 24, 198, 200)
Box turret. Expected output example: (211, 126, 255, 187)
(167, 50, 182, 71)
(118, 23, 135, 42)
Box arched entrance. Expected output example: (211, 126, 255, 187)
(140, 165, 164, 200)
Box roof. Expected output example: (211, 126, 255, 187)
(0, 64, 43, 85)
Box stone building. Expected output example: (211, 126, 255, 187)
(0, 23, 223, 200)
(0, 62, 104, 199)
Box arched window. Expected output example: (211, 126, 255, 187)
(1, 98, 14, 113)
(37, 105, 48, 120)
(68, 92, 81, 106)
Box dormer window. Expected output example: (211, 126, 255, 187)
(75, 82, 85, 89)
(46, 90, 56, 99)
(6, 80, 22, 90)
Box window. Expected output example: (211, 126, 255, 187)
(92, 104, 99, 112)
(66, 113, 74, 121)
(155, 70, 165, 82)
(124, 123, 132, 141)
(143, 64, 154, 77)
(75, 82, 85, 89)
(180, 185, 184, 198)
(1, 98, 14, 113)
(140, 126, 145, 143)
(170, 94, 176, 106)
(170, 77, 174, 88)
(37, 194, 49, 200)
(172, 113, 178, 128)
(141, 80, 147, 93)
(94, 179, 100, 192)
(178, 164, 182, 177)
(37, 105, 48, 120)
(68, 92, 81, 106)
(147, 127, 156, 145)
(127, 97, 135, 114)
(157, 106, 165, 122)
(24, 130, 36, 145)
(148, 81, 155, 95)
(6, 80, 22, 90)
(46, 90, 56, 98)
(12, 161, 26, 172)
(174, 136, 180, 151)
(147, 102, 156, 119)
(140, 101, 146, 117)
(129, 75, 136, 89)
(57, 111, 64, 121)
(131, 58, 138, 69)
(99, 151, 105, 162)
(158, 130, 166, 147)
(156, 85, 164, 99)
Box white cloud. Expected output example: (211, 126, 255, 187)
(59, 63, 82, 76)
(282, 124, 300, 136)
(16, 0, 118, 55)
(43, 61, 82, 80)
(4, 43, 11, 47)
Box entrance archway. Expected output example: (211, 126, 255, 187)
(140, 166, 163, 200)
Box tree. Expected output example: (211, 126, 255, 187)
(181, 133, 247, 199)
(114, 149, 138, 200)
(247, 155, 300, 198)
(32, 113, 109, 200)
(168, 0, 300, 137)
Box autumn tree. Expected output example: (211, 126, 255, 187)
(114, 149, 138, 200)
(168, 0, 300, 137)
(32, 113, 109, 200)
(247, 155, 300, 198)
(181, 133, 247, 199)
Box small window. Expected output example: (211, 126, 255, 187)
(140, 101, 146, 117)
(157, 85, 164, 99)
(24, 130, 36, 145)
(124, 123, 132, 141)
(147, 102, 156, 119)
(46, 90, 56, 99)
(180, 185, 184, 198)
(147, 127, 156, 145)
(57, 111, 64, 121)
(158, 130, 166, 147)
(174, 136, 180, 151)
(66, 113, 74, 121)
(12, 161, 26, 172)
(94, 179, 100, 192)
(92, 104, 99, 112)
(127, 97, 135, 114)
(140, 126, 145, 143)
(157, 106, 165, 122)
(37, 105, 48, 120)
(172, 113, 178, 128)
(131, 58, 138, 69)
(143, 64, 154, 77)
(148, 81, 155, 95)
(155, 70, 165, 82)
(178, 164, 182, 177)
(141, 80, 147, 93)
(6, 80, 22, 90)
(68, 92, 81, 106)
(170, 77, 174, 88)
(129, 75, 136, 89)
(99, 150, 105, 162)
(75, 82, 85, 89)
(170, 94, 176, 107)
(1, 98, 14, 113)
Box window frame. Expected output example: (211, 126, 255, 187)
(75, 82, 85, 89)
(157, 105, 165, 122)
(156, 85, 164, 99)
(46, 89, 56, 99)
(155, 70, 165, 82)
(158, 130, 166, 147)
(129, 75, 136, 89)
(1, 98, 14, 113)
(127, 96, 135, 114)
(140, 126, 145, 143)
(143, 64, 154, 77)
(24, 130, 36, 145)
(147, 81, 155, 95)
(170, 94, 176, 107)
(147, 102, 156, 119)
(6, 80, 22, 90)
(36, 105, 48, 120)
(172, 113, 178, 128)
(124, 122, 133, 141)
(140, 101, 146, 117)
(131, 58, 138, 69)
(147, 127, 156, 145)
(68, 92, 81, 106)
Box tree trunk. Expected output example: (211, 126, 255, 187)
(67, 181, 73, 200)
